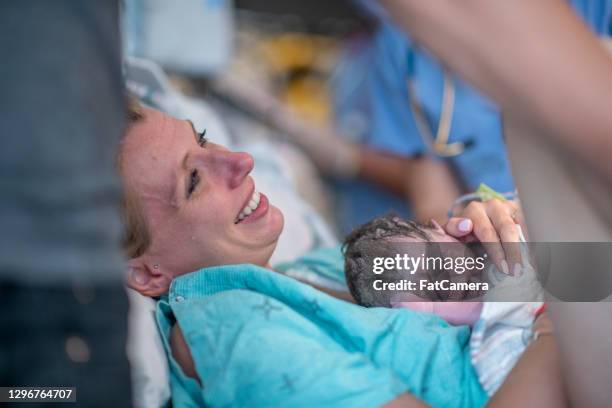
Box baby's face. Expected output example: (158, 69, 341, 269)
(387, 220, 475, 267)
(386, 221, 483, 302)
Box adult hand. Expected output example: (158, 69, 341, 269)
(444, 199, 524, 275)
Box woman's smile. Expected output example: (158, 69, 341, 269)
(235, 187, 269, 224)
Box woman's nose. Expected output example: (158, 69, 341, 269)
(213, 150, 254, 189)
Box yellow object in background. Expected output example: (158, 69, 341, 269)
(259, 33, 337, 125)
(283, 74, 331, 124)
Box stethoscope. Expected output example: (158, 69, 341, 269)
(406, 49, 466, 157)
(406, 49, 519, 216)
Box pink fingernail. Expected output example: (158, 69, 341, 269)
(501, 260, 509, 275)
(458, 219, 472, 232)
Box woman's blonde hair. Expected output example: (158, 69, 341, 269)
(118, 97, 151, 259)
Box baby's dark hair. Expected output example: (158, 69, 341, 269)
(342, 214, 432, 307)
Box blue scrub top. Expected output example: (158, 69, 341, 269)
(330, 0, 612, 232)
(364, 0, 612, 191)
(364, 22, 514, 192)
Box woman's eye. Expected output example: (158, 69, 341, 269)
(197, 129, 207, 147)
(187, 169, 200, 198)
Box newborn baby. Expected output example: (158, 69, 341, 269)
(343, 214, 543, 395)
(343, 215, 487, 325)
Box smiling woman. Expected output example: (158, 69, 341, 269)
(117, 106, 284, 296)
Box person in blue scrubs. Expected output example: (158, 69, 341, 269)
(331, 15, 514, 234)
(332, 0, 611, 235)
(364, 24, 515, 192)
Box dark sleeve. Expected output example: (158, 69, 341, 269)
(0, 0, 126, 284)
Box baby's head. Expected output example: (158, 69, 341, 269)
(342, 214, 462, 307)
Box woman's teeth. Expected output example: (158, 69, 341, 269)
(236, 190, 261, 222)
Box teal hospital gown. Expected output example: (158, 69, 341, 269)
(156, 249, 487, 407)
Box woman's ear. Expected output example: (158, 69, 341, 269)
(126, 257, 172, 297)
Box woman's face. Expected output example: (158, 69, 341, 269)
(121, 108, 284, 295)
